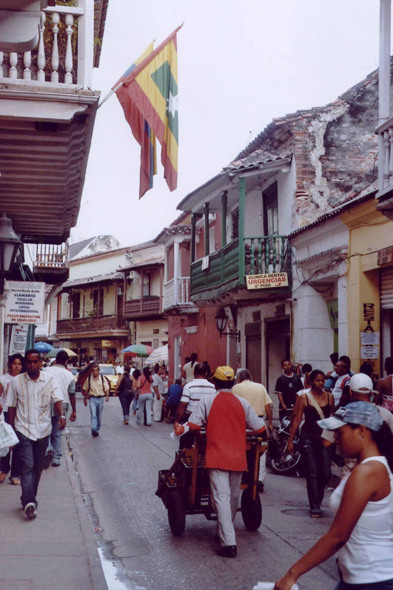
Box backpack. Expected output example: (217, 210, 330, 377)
(87, 374, 110, 394)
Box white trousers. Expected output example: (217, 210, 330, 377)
(259, 452, 266, 483)
(208, 469, 243, 547)
(152, 395, 163, 421)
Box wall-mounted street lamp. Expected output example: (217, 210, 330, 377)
(0, 213, 21, 295)
(214, 307, 240, 341)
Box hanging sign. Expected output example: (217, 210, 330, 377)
(9, 324, 29, 354)
(5, 281, 45, 325)
(360, 345, 379, 360)
(246, 272, 288, 290)
(361, 332, 379, 346)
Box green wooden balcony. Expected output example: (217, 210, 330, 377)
(190, 235, 291, 300)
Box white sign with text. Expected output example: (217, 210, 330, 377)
(5, 281, 45, 325)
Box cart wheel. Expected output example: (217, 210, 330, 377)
(241, 488, 262, 531)
(167, 491, 186, 536)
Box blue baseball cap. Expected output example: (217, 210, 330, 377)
(317, 401, 382, 432)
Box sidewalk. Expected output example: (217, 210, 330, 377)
(0, 438, 108, 590)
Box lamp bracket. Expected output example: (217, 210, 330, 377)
(219, 330, 240, 342)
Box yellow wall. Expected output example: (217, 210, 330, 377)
(341, 199, 393, 375)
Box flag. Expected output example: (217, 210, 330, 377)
(116, 26, 181, 196)
(114, 44, 157, 199)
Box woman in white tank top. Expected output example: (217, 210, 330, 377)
(274, 399, 393, 590)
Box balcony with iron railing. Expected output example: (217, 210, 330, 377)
(56, 314, 128, 336)
(163, 277, 194, 311)
(0, 2, 93, 88)
(33, 242, 69, 285)
(124, 296, 163, 320)
(190, 235, 291, 300)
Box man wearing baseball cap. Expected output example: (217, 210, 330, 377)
(188, 366, 267, 558)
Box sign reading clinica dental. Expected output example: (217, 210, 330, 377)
(246, 272, 289, 290)
(5, 281, 45, 324)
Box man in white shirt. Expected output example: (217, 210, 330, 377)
(152, 364, 165, 421)
(328, 359, 351, 406)
(82, 364, 109, 437)
(182, 353, 198, 384)
(44, 350, 76, 468)
(7, 349, 65, 519)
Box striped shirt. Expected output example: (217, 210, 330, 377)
(180, 378, 216, 414)
(6, 371, 64, 441)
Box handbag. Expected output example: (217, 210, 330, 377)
(0, 414, 19, 449)
(305, 391, 335, 447)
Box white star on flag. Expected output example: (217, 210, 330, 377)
(167, 91, 178, 117)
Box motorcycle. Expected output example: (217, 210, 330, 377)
(267, 415, 302, 475)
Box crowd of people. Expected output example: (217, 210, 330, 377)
(3, 347, 393, 588)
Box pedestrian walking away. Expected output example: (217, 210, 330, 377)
(6, 349, 65, 519)
(274, 360, 303, 421)
(136, 367, 153, 426)
(188, 366, 267, 558)
(43, 349, 76, 467)
(152, 364, 165, 422)
(287, 370, 334, 517)
(82, 363, 109, 437)
(182, 352, 198, 384)
(131, 369, 141, 416)
(233, 368, 273, 492)
(376, 357, 393, 411)
(0, 353, 24, 485)
(274, 401, 393, 590)
(114, 365, 134, 424)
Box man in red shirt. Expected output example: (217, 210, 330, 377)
(188, 366, 266, 558)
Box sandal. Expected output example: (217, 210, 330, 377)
(310, 511, 321, 518)
(10, 478, 21, 485)
(0, 472, 7, 484)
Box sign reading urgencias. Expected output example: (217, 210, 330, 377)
(246, 273, 289, 290)
(5, 281, 45, 324)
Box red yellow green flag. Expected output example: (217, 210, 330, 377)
(118, 26, 181, 195)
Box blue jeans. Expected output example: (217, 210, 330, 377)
(137, 393, 153, 425)
(16, 430, 49, 508)
(300, 430, 331, 514)
(118, 391, 134, 421)
(46, 416, 63, 463)
(89, 397, 105, 433)
(335, 580, 393, 589)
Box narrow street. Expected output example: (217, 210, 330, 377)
(67, 395, 339, 590)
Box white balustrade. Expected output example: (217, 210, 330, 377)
(0, 4, 87, 86)
(377, 118, 393, 194)
(163, 277, 191, 309)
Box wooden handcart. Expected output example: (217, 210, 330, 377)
(156, 432, 268, 536)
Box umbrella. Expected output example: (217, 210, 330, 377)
(121, 344, 154, 357)
(145, 345, 168, 365)
(46, 347, 78, 359)
(34, 342, 54, 353)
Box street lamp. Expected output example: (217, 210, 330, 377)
(214, 307, 240, 341)
(0, 213, 21, 294)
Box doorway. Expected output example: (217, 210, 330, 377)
(266, 317, 290, 393)
(245, 322, 262, 384)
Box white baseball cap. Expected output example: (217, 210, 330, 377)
(349, 373, 373, 394)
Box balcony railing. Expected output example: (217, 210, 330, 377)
(33, 241, 69, 285)
(377, 116, 393, 198)
(124, 296, 162, 319)
(163, 277, 191, 310)
(190, 236, 291, 298)
(0, 3, 90, 87)
(57, 314, 127, 335)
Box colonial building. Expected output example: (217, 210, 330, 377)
(55, 236, 130, 364)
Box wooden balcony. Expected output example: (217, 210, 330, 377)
(124, 296, 162, 320)
(56, 314, 128, 337)
(163, 277, 195, 311)
(33, 242, 69, 285)
(190, 236, 291, 302)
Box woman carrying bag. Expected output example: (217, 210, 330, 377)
(287, 369, 334, 517)
(114, 366, 134, 425)
(136, 367, 153, 427)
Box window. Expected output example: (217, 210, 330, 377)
(152, 338, 159, 348)
(263, 183, 278, 236)
(142, 273, 151, 297)
(71, 292, 80, 319)
(93, 288, 104, 316)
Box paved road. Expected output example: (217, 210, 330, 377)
(67, 395, 339, 590)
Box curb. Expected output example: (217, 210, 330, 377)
(64, 435, 108, 590)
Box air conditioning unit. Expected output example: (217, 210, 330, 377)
(116, 287, 123, 295)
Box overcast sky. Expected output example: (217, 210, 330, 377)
(71, 0, 381, 248)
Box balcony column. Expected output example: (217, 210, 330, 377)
(238, 177, 246, 282)
(174, 240, 180, 305)
(140, 270, 144, 316)
(191, 214, 197, 263)
(221, 191, 227, 247)
(379, 0, 391, 190)
(204, 203, 210, 256)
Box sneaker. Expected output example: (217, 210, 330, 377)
(25, 502, 37, 519)
(43, 452, 53, 470)
(92, 431, 99, 438)
(51, 461, 61, 467)
(216, 545, 237, 558)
